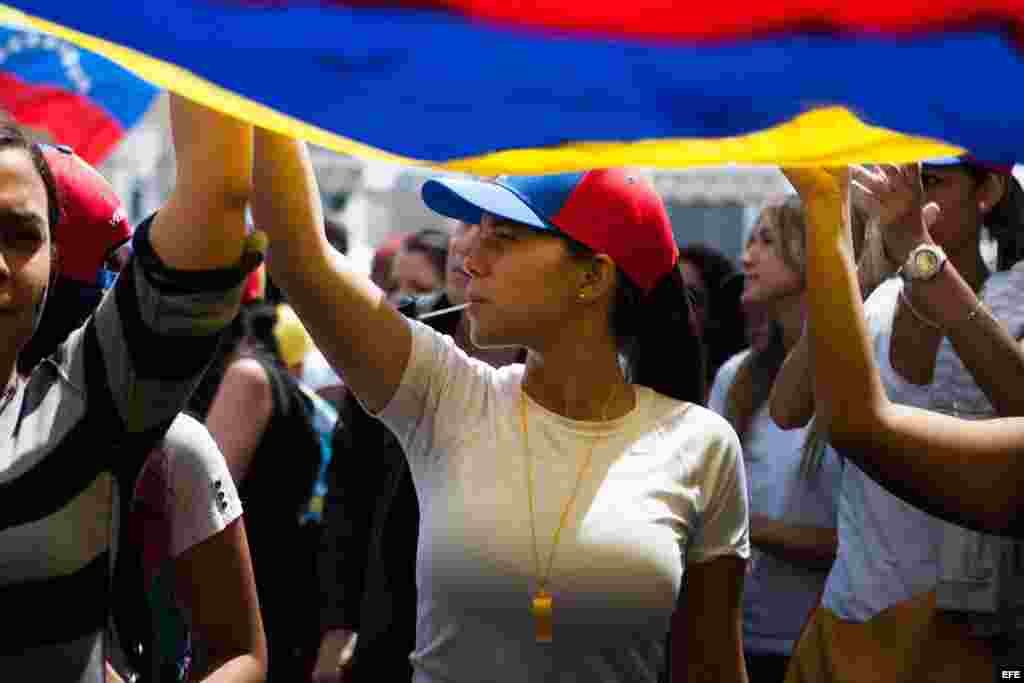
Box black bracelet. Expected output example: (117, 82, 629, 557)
(132, 214, 265, 294)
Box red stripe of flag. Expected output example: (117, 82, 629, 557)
(229, 1, 1024, 42)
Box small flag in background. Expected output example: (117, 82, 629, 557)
(0, 20, 158, 164)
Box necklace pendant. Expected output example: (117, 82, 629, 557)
(531, 589, 553, 643)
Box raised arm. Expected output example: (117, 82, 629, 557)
(79, 94, 255, 441)
(858, 164, 1024, 416)
(768, 212, 897, 431)
(785, 167, 1024, 538)
(251, 129, 410, 414)
(150, 94, 251, 271)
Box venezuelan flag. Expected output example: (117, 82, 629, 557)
(1, 2, 1022, 173)
(0, 19, 157, 164)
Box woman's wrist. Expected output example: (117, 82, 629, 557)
(881, 227, 934, 268)
(902, 254, 989, 329)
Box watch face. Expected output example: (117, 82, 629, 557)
(914, 249, 940, 276)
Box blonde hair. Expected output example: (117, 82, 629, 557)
(760, 195, 807, 282)
(724, 196, 827, 478)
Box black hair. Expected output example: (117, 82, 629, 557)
(324, 218, 349, 256)
(0, 112, 61, 238)
(245, 302, 282, 358)
(566, 239, 705, 405)
(401, 228, 450, 282)
(678, 243, 748, 388)
(962, 164, 1024, 271)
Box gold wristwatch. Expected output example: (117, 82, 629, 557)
(899, 243, 947, 282)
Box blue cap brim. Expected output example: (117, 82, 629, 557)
(921, 155, 966, 167)
(421, 177, 551, 232)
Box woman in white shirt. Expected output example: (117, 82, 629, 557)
(708, 197, 841, 682)
(252, 129, 750, 683)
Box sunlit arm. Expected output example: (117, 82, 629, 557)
(787, 167, 1024, 539)
(252, 129, 410, 414)
(150, 94, 251, 271)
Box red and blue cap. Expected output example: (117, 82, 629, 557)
(422, 169, 678, 295)
(41, 144, 131, 289)
(922, 155, 1015, 176)
(20, 145, 132, 371)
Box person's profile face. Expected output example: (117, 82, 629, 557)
(462, 213, 574, 350)
(445, 219, 473, 305)
(920, 165, 988, 256)
(740, 213, 802, 308)
(391, 247, 444, 300)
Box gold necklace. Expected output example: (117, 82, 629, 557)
(520, 380, 621, 644)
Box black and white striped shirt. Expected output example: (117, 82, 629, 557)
(0, 216, 245, 682)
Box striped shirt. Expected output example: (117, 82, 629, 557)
(0, 217, 245, 682)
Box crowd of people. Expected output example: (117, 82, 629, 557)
(2, 92, 1023, 683)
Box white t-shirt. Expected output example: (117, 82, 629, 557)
(709, 350, 842, 656)
(135, 413, 243, 571)
(823, 277, 946, 621)
(129, 413, 244, 681)
(372, 319, 750, 683)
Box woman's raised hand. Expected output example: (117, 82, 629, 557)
(850, 164, 939, 264)
(782, 167, 851, 246)
(782, 166, 849, 206)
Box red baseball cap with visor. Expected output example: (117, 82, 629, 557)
(421, 169, 678, 295)
(41, 144, 131, 287)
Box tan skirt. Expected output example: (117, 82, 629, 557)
(785, 592, 996, 683)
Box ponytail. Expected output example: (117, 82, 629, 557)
(562, 236, 704, 405)
(616, 266, 706, 405)
(964, 165, 1024, 271)
(987, 177, 1024, 271)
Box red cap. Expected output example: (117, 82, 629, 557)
(423, 169, 677, 295)
(41, 144, 131, 284)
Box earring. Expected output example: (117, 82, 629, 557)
(578, 291, 586, 301)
